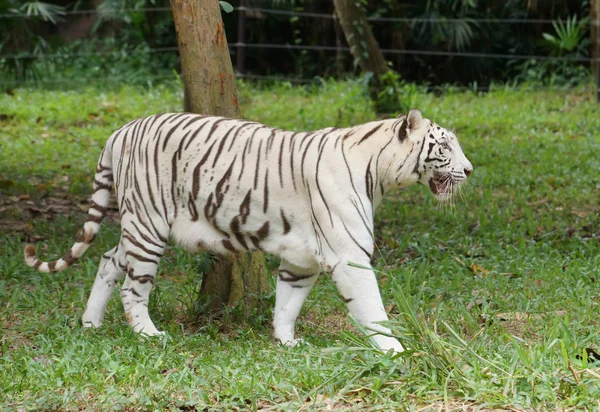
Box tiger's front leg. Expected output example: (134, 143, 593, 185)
(273, 260, 320, 346)
(331, 259, 404, 353)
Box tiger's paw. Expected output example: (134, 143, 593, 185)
(132, 322, 165, 337)
(82, 316, 102, 328)
(279, 338, 309, 348)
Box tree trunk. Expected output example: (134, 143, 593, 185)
(592, 0, 600, 101)
(332, 0, 388, 75)
(332, 0, 391, 110)
(171, 0, 269, 313)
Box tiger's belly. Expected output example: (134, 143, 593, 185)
(169, 210, 318, 269)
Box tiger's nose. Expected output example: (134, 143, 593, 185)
(464, 168, 472, 177)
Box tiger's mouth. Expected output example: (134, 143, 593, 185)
(428, 173, 453, 196)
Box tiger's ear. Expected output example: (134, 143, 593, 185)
(397, 109, 424, 141)
(406, 109, 424, 131)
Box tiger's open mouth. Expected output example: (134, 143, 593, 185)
(428, 174, 453, 196)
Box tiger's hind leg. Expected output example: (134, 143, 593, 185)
(82, 244, 126, 328)
(119, 225, 167, 336)
(273, 259, 320, 346)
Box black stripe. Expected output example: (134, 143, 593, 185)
(341, 149, 369, 221)
(162, 115, 189, 151)
(184, 118, 212, 150)
(127, 269, 155, 284)
(227, 121, 253, 151)
(357, 123, 383, 145)
(230, 216, 249, 250)
(204, 118, 227, 143)
(300, 134, 318, 186)
(239, 137, 252, 180)
(182, 114, 207, 130)
(263, 170, 269, 213)
(278, 269, 314, 282)
(123, 229, 164, 258)
(132, 180, 168, 243)
(266, 129, 276, 152)
(93, 179, 112, 191)
(212, 124, 238, 167)
(365, 157, 374, 204)
(188, 193, 199, 221)
(126, 251, 159, 264)
(289, 133, 298, 191)
(314, 135, 333, 226)
(306, 181, 335, 253)
(341, 220, 372, 259)
(254, 140, 263, 190)
(239, 189, 252, 224)
(130, 221, 165, 249)
(412, 138, 427, 178)
(278, 133, 286, 187)
(280, 209, 291, 234)
(154, 113, 180, 134)
(192, 140, 217, 199)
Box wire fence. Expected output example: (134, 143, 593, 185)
(237, 6, 600, 25)
(0, 5, 598, 97)
(1, 5, 598, 25)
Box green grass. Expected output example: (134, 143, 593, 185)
(1, 80, 599, 410)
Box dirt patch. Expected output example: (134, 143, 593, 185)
(0, 192, 120, 238)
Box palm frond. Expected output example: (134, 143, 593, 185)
(19, 1, 65, 24)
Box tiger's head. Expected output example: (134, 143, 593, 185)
(394, 109, 473, 201)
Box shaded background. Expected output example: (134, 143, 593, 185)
(0, 0, 595, 89)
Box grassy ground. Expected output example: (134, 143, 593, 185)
(1, 80, 599, 410)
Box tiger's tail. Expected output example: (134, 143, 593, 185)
(24, 145, 114, 273)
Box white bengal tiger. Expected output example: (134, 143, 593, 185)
(24, 109, 472, 352)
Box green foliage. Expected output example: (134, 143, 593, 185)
(0, 0, 594, 87)
(1, 81, 600, 409)
(0, 0, 65, 80)
(542, 15, 589, 56)
(367, 71, 422, 114)
(413, 0, 480, 52)
(514, 15, 590, 87)
(16, 0, 64, 23)
(218, 1, 233, 13)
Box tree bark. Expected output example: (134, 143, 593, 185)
(171, 0, 269, 313)
(332, 0, 388, 76)
(171, 0, 240, 116)
(592, 0, 600, 101)
(332, 0, 391, 111)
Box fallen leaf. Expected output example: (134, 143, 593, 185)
(453, 256, 466, 266)
(469, 263, 489, 276)
(571, 210, 589, 218)
(466, 298, 486, 311)
(27, 235, 46, 243)
(495, 312, 542, 321)
(32, 356, 52, 365)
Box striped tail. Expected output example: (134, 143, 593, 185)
(24, 146, 114, 273)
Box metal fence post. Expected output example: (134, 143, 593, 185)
(237, 0, 246, 76)
(597, 41, 600, 103)
(593, 0, 600, 102)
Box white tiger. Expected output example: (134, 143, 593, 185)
(24, 109, 472, 352)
